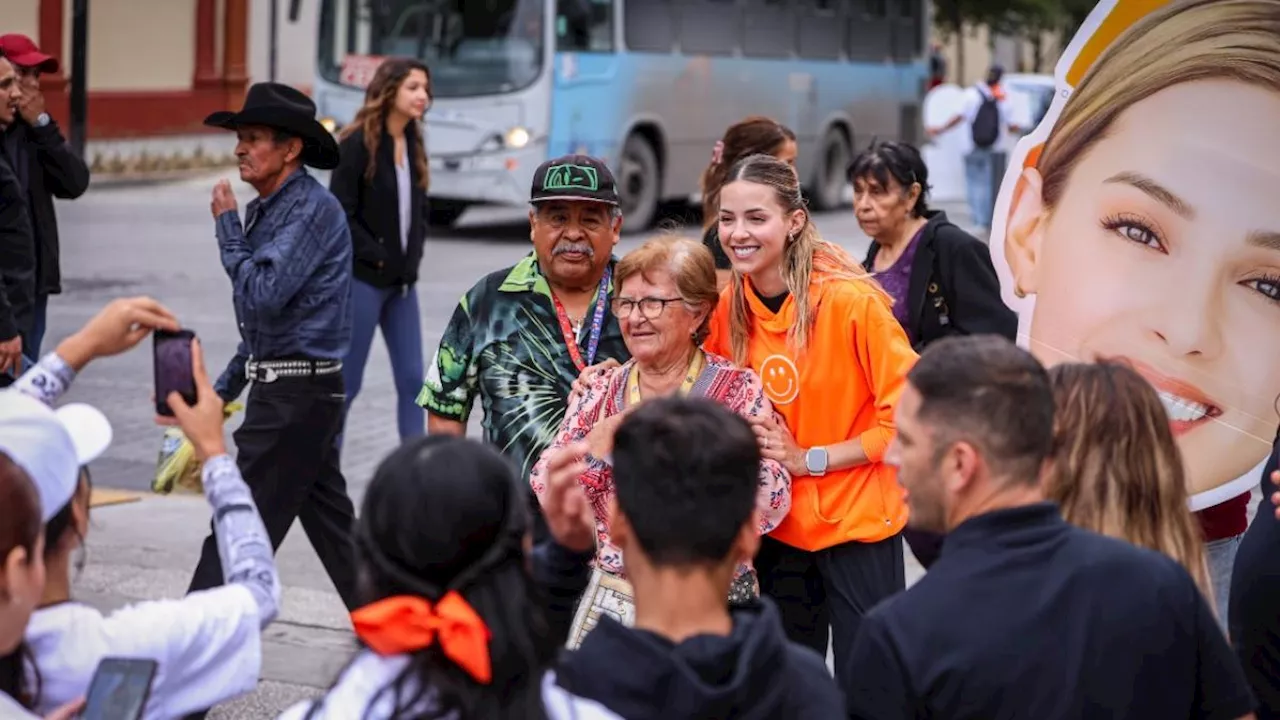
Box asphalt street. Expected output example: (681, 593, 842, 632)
(42, 172, 971, 717)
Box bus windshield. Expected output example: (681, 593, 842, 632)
(318, 0, 545, 98)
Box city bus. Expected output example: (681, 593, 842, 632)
(313, 0, 928, 229)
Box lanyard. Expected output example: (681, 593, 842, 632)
(628, 350, 706, 405)
(551, 265, 612, 371)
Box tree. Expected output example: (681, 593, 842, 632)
(932, 0, 1101, 78)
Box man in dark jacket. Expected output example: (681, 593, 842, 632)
(544, 398, 846, 718)
(0, 34, 91, 356)
(1229, 435, 1280, 719)
(0, 52, 36, 385)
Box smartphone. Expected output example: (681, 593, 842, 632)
(81, 657, 157, 720)
(153, 329, 197, 417)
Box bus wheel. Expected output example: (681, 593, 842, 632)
(811, 127, 851, 211)
(618, 134, 661, 230)
(427, 200, 469, 228)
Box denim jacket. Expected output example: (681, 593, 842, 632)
(214, 168, 352, 400)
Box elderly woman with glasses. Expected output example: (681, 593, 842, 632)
(531, 236, 791, 603)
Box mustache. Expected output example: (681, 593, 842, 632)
(552, 241, 594, 257)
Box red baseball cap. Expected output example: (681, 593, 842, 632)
(0, 34, 59, 73)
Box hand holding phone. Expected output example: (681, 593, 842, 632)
(153, 334, 228, 461)
(81, 657, 157, 720)
(153, 330, 197, 418)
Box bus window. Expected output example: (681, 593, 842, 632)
(625, 0, 676, 52)
(557, 0, 615, 52)
(848, 0, 892, 60)
(743, 0, 795, 59)
(798, 0, 843, 60)
(317, 0, 546, 97)
(892, 0, 922, 60)
(677, 0, 740, 57)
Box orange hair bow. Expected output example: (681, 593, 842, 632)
(351, 591, 494, 684)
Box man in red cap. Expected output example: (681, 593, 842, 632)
(0, 50, 35, 388)
(0, 34, 89, 358)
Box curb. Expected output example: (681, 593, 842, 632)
(89, 168, 233, 189)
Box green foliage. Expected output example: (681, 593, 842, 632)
(933, 0, 1097, 41)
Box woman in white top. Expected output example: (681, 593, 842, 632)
(0, 454, 76, 720)
(5, 298, 282, 720)
(279, 435, 619, 720)
(330, 57, 433, 444)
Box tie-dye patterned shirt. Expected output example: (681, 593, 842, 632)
(417, 252, 630, 481)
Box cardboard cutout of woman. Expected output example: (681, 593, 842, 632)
(992, 0, 1280, 510)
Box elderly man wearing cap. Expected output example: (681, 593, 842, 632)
(0, 34, 90, 358)
(192, 82, 360, 612)
(418, 154, 631, 541)
(1, 296, 281, 719)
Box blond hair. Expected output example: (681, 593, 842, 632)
(1046, 362, 1215, 611)
(721, 154, 878, 365)
(1038, 0, 1280, 209)
(615, 236, 719, 344)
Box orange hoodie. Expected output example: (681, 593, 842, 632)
(705, 272, 918, 552)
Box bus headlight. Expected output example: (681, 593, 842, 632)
(504, 126, 531, 149)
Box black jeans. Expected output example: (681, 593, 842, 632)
(187, 373, 360, 610)
(755, 534, 905, 699)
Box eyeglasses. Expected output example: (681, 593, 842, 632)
(610, 296, 684, 319)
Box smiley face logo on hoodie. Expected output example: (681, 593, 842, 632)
(759, 355, 799, 405)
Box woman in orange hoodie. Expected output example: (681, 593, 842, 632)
(706, 153, 918, 680)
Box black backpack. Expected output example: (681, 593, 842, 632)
(971, 89, 1000, 149)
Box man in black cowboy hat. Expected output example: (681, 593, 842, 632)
(187, 82, 360, 617)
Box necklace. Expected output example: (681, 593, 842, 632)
(628, 351, 705, 405)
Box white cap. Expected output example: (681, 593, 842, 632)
(0, 390, 113, 522)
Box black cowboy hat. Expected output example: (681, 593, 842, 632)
(204, 82, 340, 170)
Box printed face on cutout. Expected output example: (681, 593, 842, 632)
(1009, 80, 1280, 498)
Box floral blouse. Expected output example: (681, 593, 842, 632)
(530, 351, 792, 580)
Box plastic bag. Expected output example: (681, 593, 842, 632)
(151, 402, 243, 495)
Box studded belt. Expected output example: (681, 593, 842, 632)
(245, 358, 342, 383)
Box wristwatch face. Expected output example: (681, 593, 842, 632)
(807, 448, 828, 474)
(35, 113, 50, 127)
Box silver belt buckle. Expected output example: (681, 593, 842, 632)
(247, 363, 279, 383)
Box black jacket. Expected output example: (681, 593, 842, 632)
(3, 117, 91, 297)
(862, 210, 1016, 352)
(0, 155, 36, 343)
(1230, 437, 1280, 718)
(329, 126, 428, 289)
(557, 598, 846, 719)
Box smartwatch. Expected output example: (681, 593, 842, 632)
(805, 447, 829, 476)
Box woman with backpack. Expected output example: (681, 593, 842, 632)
(850, 141, 1017, 567)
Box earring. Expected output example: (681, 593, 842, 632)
(1013, 283, 1026, 299)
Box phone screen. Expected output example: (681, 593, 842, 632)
(82, 657, 157, 720)
(153, 329, 197, 417)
